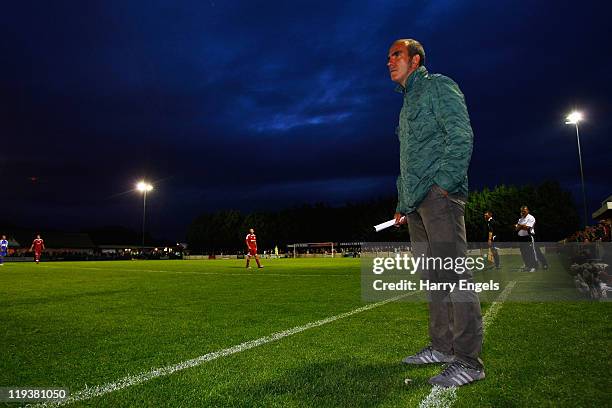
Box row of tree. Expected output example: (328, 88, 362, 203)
(464, 181, 580, 242)
(187, 181, 580, 253)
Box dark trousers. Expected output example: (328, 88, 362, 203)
(518, 235, 548, 268)
(534, 241, 548, 267)
(518, 235, 536, 268)
(407, 185, 483, 369)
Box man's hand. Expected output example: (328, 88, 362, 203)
(394, 212, 406, 226)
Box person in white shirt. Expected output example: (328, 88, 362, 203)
(515, 206, 548, 272)
(516, 206, 536, 272)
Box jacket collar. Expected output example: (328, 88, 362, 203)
(395, 66, 428, 94)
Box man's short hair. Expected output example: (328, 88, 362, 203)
(396, 39, 426, 66)
(484, 210, 493, 216)
(521, 206, 529, 211)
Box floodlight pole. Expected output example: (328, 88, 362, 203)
(573, 122, 588, 228)
(142, 189, 147, 248)
(137, 181, 153, 249)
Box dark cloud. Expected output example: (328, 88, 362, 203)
(1, 0, 610, 238)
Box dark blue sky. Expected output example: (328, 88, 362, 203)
(1, 0, 610, 239)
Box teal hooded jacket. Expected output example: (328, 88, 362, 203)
(395, 66, 473, 214)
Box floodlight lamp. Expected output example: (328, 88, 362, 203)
(565, 111, 583, 124)
(136, 181, 153, 192)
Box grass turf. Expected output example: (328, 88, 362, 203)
(0, 257, 609, 407)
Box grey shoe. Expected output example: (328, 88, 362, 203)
(402, 345, 454, 365)
(428, 360, 485, 387)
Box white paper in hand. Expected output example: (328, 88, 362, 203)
(374, 217, 404, 232)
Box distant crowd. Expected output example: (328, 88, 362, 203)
(564, 221, 611, 243)
(0, 233, 184, 264)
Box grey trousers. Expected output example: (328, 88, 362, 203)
(488, 242, 500, 268)
(407, 185, 484, 369)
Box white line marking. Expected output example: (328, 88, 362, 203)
(418, 385, 457, 408)
(482, 280, 516, 334)
(35, 292, 413, 407)
(37, 265, 352, 277)
(418, 281, 516, 408)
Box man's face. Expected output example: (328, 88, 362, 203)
(387, 42, 417, 86)
(483, 213, 489, 220)
(521, 208, 529, 217)
(249, 229, 254, 234)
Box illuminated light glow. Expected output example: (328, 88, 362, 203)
(136, 181, 153, 192)
(565, 111, 583, 124)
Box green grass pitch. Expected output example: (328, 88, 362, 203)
(0, 257, 610, 407)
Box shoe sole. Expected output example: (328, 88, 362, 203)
(428, 372, 485, 387)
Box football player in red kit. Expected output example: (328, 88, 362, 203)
(30, 234, 45, 264)
(245, 228, 263, 269)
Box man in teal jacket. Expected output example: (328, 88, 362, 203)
(388, 39, 484, 387)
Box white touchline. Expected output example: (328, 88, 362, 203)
(35, 292, 414, 407)
(418, 385, 457, 408)
(482, 281, 516, 335)
(37, 265, 352, 277)
(418, 281, 517, 408)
